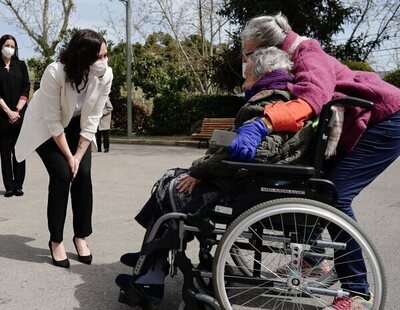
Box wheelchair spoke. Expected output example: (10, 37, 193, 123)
(230, 240, 284, 279)
(213, 198, 384, 310)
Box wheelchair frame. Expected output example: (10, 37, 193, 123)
(119, 97, 384, 310)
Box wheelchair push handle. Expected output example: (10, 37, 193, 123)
(324, 96, 373, 110)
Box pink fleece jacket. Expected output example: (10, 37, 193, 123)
(282, 31, 400, 152)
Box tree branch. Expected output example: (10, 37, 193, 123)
(50, 0, 74, 52)
(156, 0, 206, 93)
(0, 0, 41, 44)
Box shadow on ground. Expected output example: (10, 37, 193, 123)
(0, 234, 182, 309)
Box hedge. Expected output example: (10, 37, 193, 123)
(341, 60, 373, 72)
(384, 69, 400, 89)
(110, 98, 152, 135)
(150, 94, 245, 135)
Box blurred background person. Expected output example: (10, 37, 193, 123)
(96, 98, 113, 152)
(0, 34, 30, 198)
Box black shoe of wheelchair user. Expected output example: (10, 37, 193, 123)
(116, 274, 163, 309)
(120, 252, 140, 268)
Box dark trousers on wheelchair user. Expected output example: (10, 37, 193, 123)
(116, 168, 221, 307)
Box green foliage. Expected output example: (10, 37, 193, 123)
(341, 60, 374, 72)
(384, 69, 400, 88)
(145, 32, 180, 62)
(150, 94, 245, 135)
(108, 33, 197, 101)
(132, 52, 194, 98)
(208, 36, 243, 93)
(131, 34, 196, 98)
(111, 98, 152, 135)
(27, 57, 53, 91)
(220, 0, 355, 46)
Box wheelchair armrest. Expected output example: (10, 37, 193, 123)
(325, 96, 373, 110)
(220, 160, 316, 177)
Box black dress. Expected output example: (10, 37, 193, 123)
(0, 58, 31, 192)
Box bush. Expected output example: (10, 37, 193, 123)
(150, 93, 245, 135)
(383, 69, 400, 88)
(341, 60, 374, 72)
(111, 98, 152, 136)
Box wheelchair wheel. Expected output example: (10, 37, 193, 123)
(213, 198, 385, 309)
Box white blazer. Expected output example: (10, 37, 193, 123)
(15, 61, 113, 162)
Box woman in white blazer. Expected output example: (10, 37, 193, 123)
(15, 29, 113, 268)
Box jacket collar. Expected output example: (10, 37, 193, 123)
(248, 89, 292, 103)
(282, 31, 309, 56)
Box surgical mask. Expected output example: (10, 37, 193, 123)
(90, 58, 108, 77)
(242, 62, 247, 79)
(2, 47, 15, 59)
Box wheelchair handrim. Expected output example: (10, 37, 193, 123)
(213, 199, 383, 310)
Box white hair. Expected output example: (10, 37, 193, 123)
(241, 12, 291, 48)
(250, 47, 293, 78)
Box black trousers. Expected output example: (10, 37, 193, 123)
(36, 116, 93, 242)
(95, 129, 110, 151)
(0, 124, 25, 191)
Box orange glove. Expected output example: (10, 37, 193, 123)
(263, 98, 314, 132)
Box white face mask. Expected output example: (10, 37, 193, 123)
(242, 62, 247, 79)
(90, 58, 108, 77)
(2, 47, 15, 59)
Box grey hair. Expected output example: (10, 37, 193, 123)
(250, 47, 293, 78)
(241, 12, 291, 48)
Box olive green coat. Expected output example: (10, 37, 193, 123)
(189, 89, 314, 181)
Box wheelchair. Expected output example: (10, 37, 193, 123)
(117, 97, 385, 310)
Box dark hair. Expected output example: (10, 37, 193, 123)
(59, 29, 106, 92)
(0, 34, 19, 61)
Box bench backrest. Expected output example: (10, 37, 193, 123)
(198, 118, 235, 134)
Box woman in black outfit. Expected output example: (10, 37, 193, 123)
(0, 34, 30, 197)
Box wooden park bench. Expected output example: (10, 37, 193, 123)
(191, 117, 235, 148)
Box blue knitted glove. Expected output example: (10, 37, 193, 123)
(228, 119, 269, 161)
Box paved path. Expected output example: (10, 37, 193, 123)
(1, 143, 399, 309)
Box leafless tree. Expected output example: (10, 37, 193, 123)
(146, 0, 228, 94)
(0, 0, 74, 58)
(344, 0, 400, 63)
(104, 0, 152, 43)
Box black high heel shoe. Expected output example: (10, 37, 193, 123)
(73, 237, 93, 265)
(48, 241, 70, 268)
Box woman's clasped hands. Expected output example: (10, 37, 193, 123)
(7, 109, 20, 124)
(67, 154, 81, 180)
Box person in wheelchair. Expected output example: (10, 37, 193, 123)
(116, 47, 318, 309)
(234, 13, 400, 310)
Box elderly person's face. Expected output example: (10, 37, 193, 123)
(242, 59, 258, 90)
(242, 39, 259, 63)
